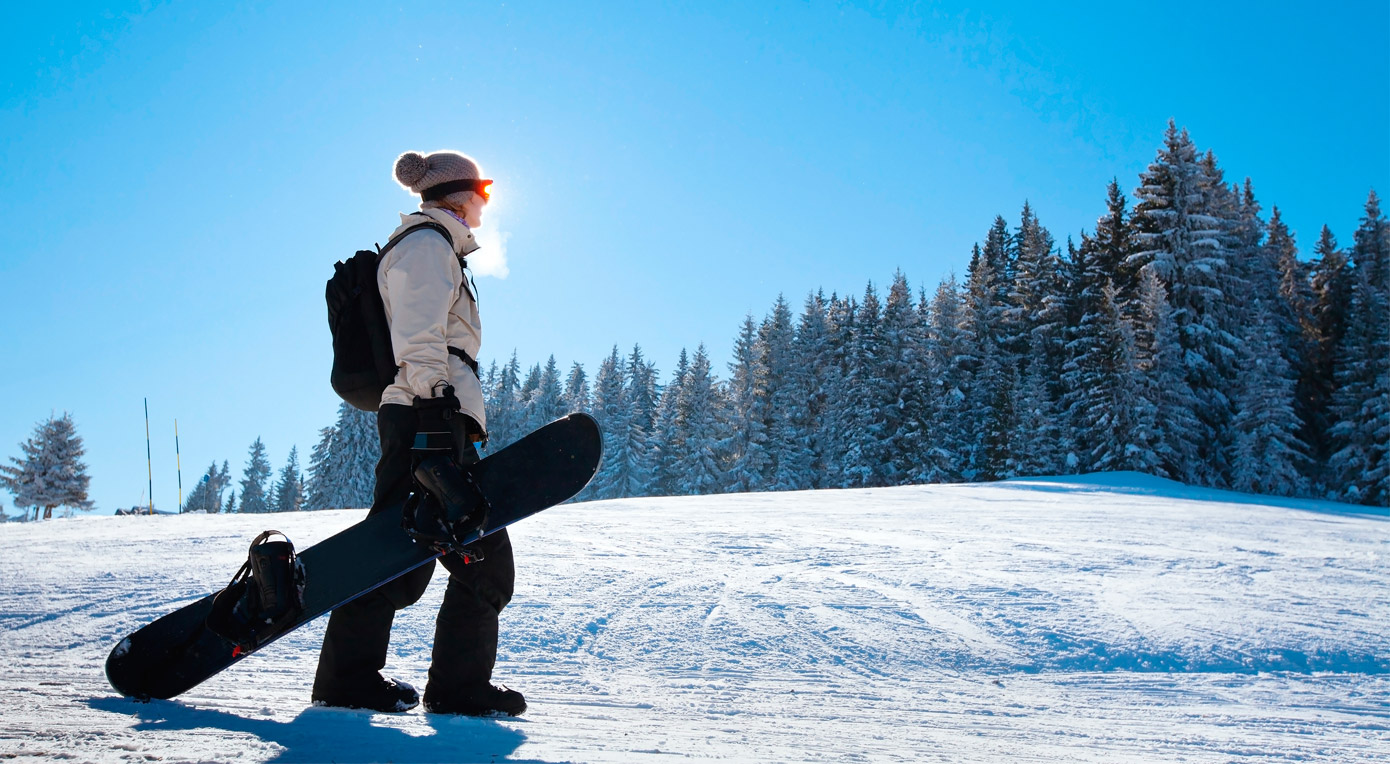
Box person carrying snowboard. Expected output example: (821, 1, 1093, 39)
(312, 150, 525, 717)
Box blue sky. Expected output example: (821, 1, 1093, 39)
(2, 1, 1386, 514)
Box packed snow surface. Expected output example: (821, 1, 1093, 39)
(1, 473, 1387, 762)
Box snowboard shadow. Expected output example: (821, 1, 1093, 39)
(86, 695, 555, 763)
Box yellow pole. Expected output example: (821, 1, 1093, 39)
(175, 419, 183, 512)
(145, 398, 153, 515)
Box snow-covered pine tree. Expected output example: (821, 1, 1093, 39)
(1091, 180, 1140, 306)
(670, 345, 724, 496)
(0, 413, 93, 520)
(1303, 226, 1354, 486)
(484, 352, 523, 452)
(238, 438, 272, 514)
(650, 348, 690, 495)
(778, 291, 830, 490)
(1006, 204, 1067, 470)
(1327, 192, 1390, 505)
(328, 402, 380, 509)
(1265, 208, 1318, 485)
(223, 490, 237, 514)
(1132, 265, 1202, 482)
(1009, 332, 1070, 477)
(877, 271, 930, 485)
(181, 460, 231, 514)
(623, 345, 659, 495)
(759, 296, 799, 491)
(272, 446, 305, 512)
(1129, 122, 1241, 486)
(304, 426, 337, 510)
(563, 362, 590, 414)
(963, 242, 1011, 481)
(837, 284, 885, 487)
(588, 346, 629, 500)
(1062, 280, 1158, 474)
(525, 356, 565, 433)
(724, 315, 770, 492)
(916, 274, 973, 483)
(1227, 297, 1308, 496)
(818, 294, 858, 486)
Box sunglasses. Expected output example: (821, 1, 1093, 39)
(422, 178, 494, 202)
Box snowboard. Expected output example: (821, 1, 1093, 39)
(105, 413, 602, 701)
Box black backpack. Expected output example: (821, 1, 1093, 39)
(326, 222, 453, 412)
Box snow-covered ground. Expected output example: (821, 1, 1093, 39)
(1, 473, 1387, 763)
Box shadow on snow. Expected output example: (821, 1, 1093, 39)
(84, 695, 560, 764)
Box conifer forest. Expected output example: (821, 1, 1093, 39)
(180, 122, 1390, 513)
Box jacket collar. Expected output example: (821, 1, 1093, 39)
(399, 207, 481, 258)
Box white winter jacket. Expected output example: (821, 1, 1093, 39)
(377, 207, 487, 433)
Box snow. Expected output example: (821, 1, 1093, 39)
(1, 474, 1387, 762)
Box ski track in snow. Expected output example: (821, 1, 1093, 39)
(1, 475, 1387, 763)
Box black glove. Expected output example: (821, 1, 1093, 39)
(406, 387, 488, 542)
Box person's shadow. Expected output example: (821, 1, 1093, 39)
(86, 695, 555, 763)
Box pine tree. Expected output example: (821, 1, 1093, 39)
(917, 274, 973, 483)
(1228, 299, 1308, 495)
(484, 352, 524, 451)
(272, 446, 305, 513)
(1266, 208, 1317, 484)
(1132, 265, 1202, 481)
(754, 296, 799, 490)
(624, 345, 659, 495)
(724, 315, 769, 492)
(1305, 226, 1351, 476)
(181, 460, 231, 514)
(525, 356, 565, 433)
(877, 272, 930, 484)
(327, 402, 380, 509)
(1, 413, 93, 520)
(651, 349, 690, 495)
(589, 346, 630, 499)
(1063, 281, 1156, 473)
(1327, 192, 1390, 505)
(779, 291, 831, 490)
(963, 242, 1011, 481)
(563, 362, 590, 414)
(837, 284, 885, 487)
(670, 345, 724, 495)
(304, 426, 337, 510)
(1129, 122, 1241, 486)
(238, 438, 272, 514)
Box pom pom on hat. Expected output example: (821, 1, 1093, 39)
(394, 151, 430, 189)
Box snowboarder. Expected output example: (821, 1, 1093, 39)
(311, 150, 525, 717)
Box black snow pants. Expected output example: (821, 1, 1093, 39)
(312, 403, 515, 698)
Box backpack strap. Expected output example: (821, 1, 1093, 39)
(448, 346, 479, 377)
(375, 221, 453, 262)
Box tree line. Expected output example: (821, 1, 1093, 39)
(481, 121, 1388, 506)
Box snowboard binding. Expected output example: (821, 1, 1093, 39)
(206, 530, 307, 652)
(403, 453, 491, 561)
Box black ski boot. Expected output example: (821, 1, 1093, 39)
(312, 673, 419, 713)
(424, 683, 526, 717)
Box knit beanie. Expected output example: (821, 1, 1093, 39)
(393, 150, 483, 197)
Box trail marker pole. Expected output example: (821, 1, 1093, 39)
(145, 399, 154, 515)
(175, 419, 183, 513)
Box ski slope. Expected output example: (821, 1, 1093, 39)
(1, 474, 1387, 763)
